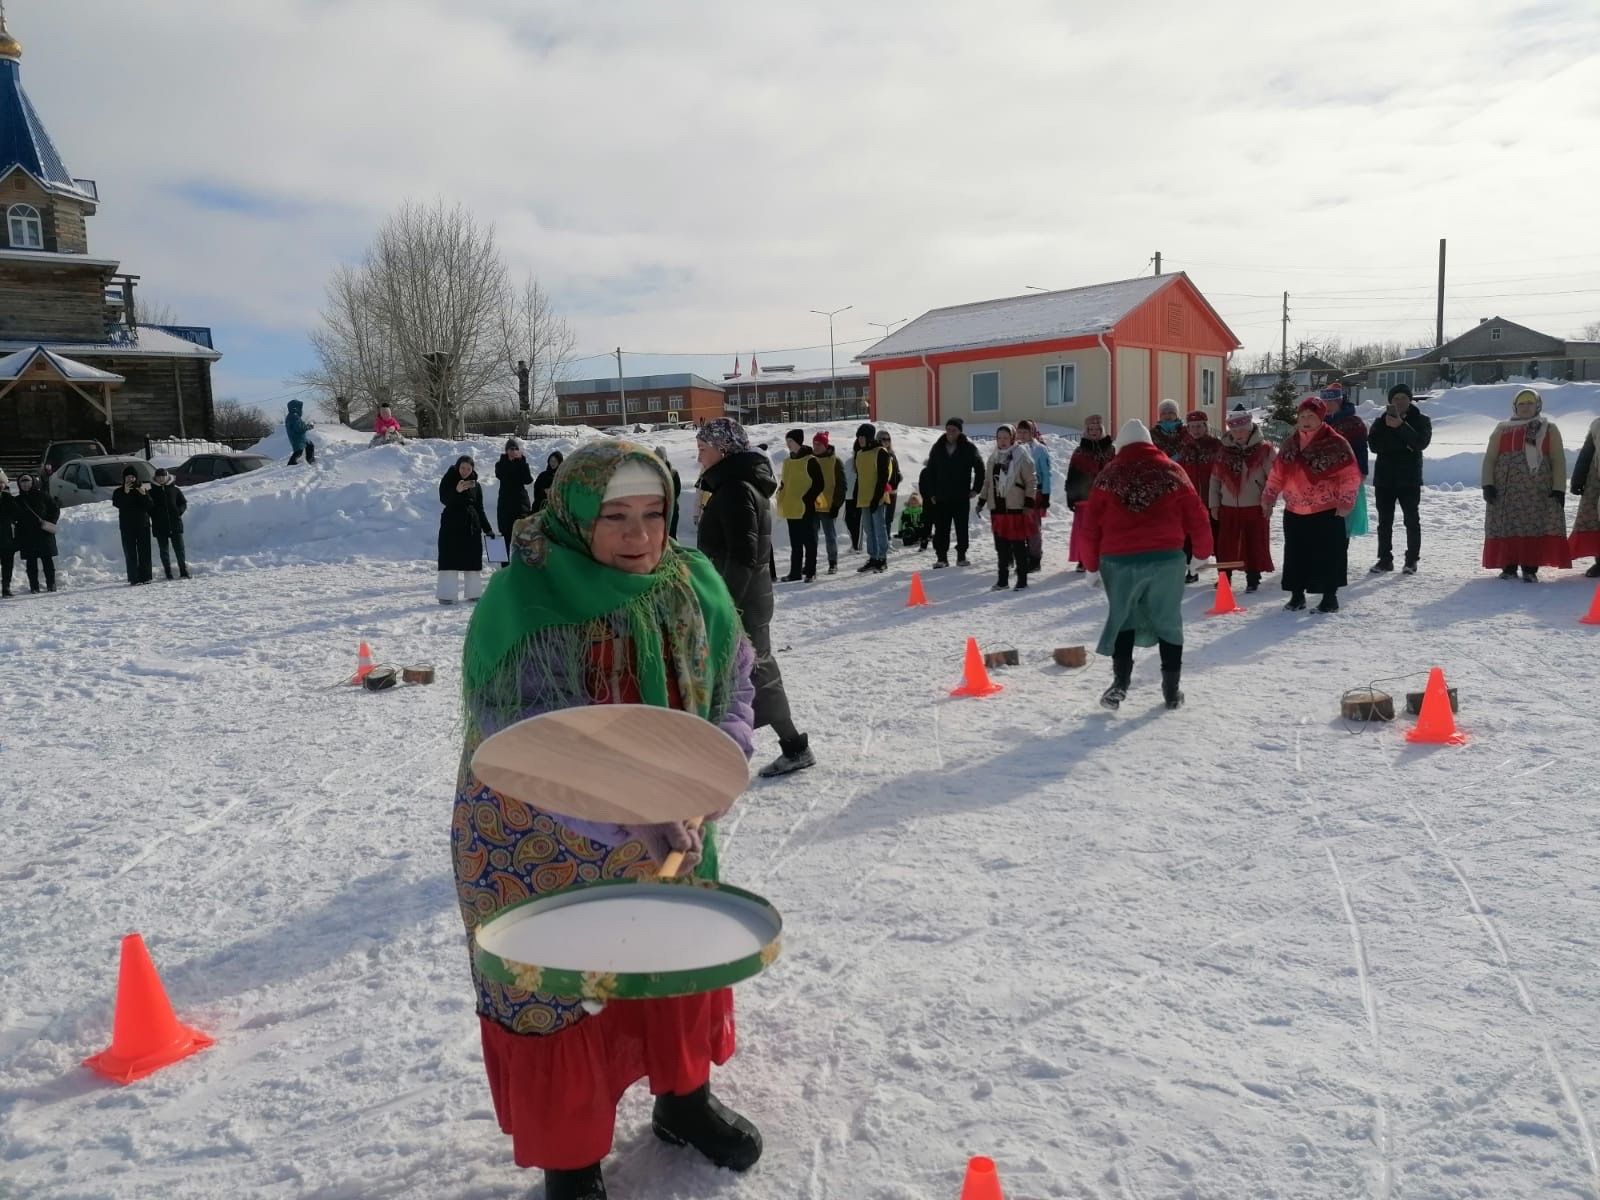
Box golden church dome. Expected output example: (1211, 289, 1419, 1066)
(0, 27, 19, 62)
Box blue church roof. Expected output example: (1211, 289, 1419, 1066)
(0, 57, 92, 199)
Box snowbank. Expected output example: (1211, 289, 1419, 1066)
(1412, 380, 1600, 487)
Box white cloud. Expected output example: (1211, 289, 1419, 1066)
(13, 0, 1600, 396)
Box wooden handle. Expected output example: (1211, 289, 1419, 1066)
(657, 817, 705, 879)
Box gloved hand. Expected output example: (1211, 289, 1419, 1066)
(1482, 485, 1498, 503)
(624, 821, 703, 873)
(1086, 570, 1102, 590)
(1550, 490, 1565, 501)
(1574, 484, 1586, 497)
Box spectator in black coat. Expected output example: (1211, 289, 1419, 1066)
(695, 418, 815, 779)
(13, 473, 59, 593)
(1367, 383, 1434, 574)
(532, 451, 563, 514)
(437, 456, 494, 604)
(111, 466, 154, 585)
(149, 467, 190, 580)
(0, 470, 16, 598)
(493, 438, 534, 558)
(655, 446, 683, 540)
(920, 416, 985, 566)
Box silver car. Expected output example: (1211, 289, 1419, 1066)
(48, 456, 156, 507)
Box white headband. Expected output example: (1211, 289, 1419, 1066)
(603, 461, 665, 503)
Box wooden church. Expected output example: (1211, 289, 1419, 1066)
(0, 10, 220, 474)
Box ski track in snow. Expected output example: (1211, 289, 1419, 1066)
(4, 405, 1600, 1199)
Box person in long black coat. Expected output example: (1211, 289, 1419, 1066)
(437, 455, 494, 604)
(493, 438, 534, 558)
(921, 416, 985, 566)
(695, 418, 815, 779)
(14, 473, 60, 593)
(532, 450, 563, 514)
(111, 466, 154, 585)
(149, 467, 190, 580)
(0, 472, 17, 598)
(1367, 383, 1434, 574)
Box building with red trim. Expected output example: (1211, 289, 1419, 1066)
(857, 273, 1241, 431)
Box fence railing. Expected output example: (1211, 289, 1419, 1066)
(143, 436, 261, 459)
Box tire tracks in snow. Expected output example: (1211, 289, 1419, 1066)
(1403, 796, 1600, 1192)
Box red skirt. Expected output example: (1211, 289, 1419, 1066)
(480, 989, 735, 1170)
(1570, 529, 1600, 560)
(1482, 534, 1572, 570)
(990, 511, 1031, 540)
(1215, 505, 1274, 573)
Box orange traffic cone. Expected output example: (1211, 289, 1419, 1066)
(1581, 582, 1600, 626)
(950, 637, 1003, 698)
(1405, 667, 1466, 745)
(352, 641, 375, 683)
(907, 573, 930, 608)
(84, 934, 214, 1084)
(1206, 571, 1245, 616)
(959, 1156, 1005, 1200)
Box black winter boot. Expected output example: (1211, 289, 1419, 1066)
(1100, 670, 1131, 709)
(759, 732, 815, 779)
(1285, 590, 1307, 611)
(1316, 591, 1340, 613)
(544, 1164, 607, 1200)
(652, 1085, 763, 1172)
(1161, 669, 1184, 710)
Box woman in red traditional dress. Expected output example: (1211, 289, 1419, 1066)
(1262, 397, 1361, 613)
(1482, 389, 1571, 580)
(1209, 409, 1276, 592)
(1065, 414, 1116, 571)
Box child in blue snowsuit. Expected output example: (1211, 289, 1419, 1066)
(286, 399, 316, 465)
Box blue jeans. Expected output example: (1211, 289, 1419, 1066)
(818, 513, 839, 566)
(865, 506, 889, 560)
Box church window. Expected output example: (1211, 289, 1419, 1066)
(7, 203, 42, 249)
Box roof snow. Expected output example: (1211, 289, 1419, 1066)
(857, 275, 1173, 362)
(0, 344, 123, 383)
(0, 326, 221, 361)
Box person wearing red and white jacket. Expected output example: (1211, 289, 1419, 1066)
(1262, 396, 1361, 613)
(1078, 419, 1213, 712)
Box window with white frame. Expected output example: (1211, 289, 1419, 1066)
(567, 400, 581, 417)
(669, 394, 683, 406)
(1199, 367, 1219, 408)
(606, 399, 621, 414)
(804, 389, 817, 402)
(7, 203, 42, 249)
(1374, 369, 1414, 392)
(585, 400, 600, 415)
(1044, 363, 1076, 407)
(971, 371, 1000, 414)
(649, 395, 663, 411)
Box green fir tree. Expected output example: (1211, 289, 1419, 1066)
(1267, 368, 1299, 426)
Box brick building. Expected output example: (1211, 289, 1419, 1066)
(720, 363, 870, 424)
(553, 373, 724, 429)
(0, 14, 220, 473)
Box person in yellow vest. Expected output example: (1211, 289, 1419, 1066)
(852, 422, 894, 572)
(810, 431, 847, 575)
(776, 428, 826, 582)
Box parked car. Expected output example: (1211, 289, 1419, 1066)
(171, 452, 273, 487)
(48, 456, 156, 507)
(39, 439, 107, 478)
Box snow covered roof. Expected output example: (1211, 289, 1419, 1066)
(0, 344, 123, 383)
(0, 59, 94, 202)
(0, 325, 222, 361)
(724, 365, 869, 387)
(858, 275, 1173, 362)
(556, 373, 723, 395)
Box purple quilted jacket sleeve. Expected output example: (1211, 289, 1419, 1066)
(720, 638, 758, 761)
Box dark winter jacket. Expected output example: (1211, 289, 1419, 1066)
(921, 433, 985, 503)
(437, 469, 493, 572)
(1065, 436, 1116, 508)
(112, 483, 153, 532)
(667, 467, 683, 539)
(697, 450, 778, 637)
(149, 482, 188, 536)
(1570, 422, 1597, 497)
(1328, 400, 1370, 477)
(284, 399, 313, 451)
(0, 490, 16, 553)
(493, 454, 534, 528)
(1367, 403, 1433, 490)
(14, 483, 60, 557)
(532, 467, 559, 513)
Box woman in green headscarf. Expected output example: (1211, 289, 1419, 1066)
(453, 442, 761, 1200)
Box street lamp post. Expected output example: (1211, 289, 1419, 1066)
(812, 305, 852, 420)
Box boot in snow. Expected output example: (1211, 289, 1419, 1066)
(1161, 669, 1184, 710)
(1316, 592, 1340, 613)
(1099, 672, 1131, 710)
(1588, 562, 1600, 578)
(652, 1085, 763, 1172)
(760, 732, 815, 779)
(1498, 566, 1518, 580)
(1521, 566, 1538, 582)
(545, 1164, 607, 1200)
(1285, 591, 1307, 611)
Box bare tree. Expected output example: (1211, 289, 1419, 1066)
(133, 294, 180, 327)
(496, 274, 577, 423)
(211, 398, 273, 442)
(1582, 319, 1600, 341)
(297, 264, 405, 424)
(363, 200, 509, 438)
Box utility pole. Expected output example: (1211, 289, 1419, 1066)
(811, 305, 852, 420)
(1153, 251, 1162, 276)
(1281, 292, 1290, 372)
(615, 348, 626, 427)
(1435, 237, 1447, 348)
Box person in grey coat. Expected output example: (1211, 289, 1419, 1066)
(695, 418, 815, 779)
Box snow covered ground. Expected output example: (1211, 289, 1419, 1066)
(3, 384, 1599, 1199)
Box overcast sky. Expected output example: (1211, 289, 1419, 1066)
(16, 0, 1600, 408)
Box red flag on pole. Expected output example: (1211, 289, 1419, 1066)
(751, 355, 759, 376)
(732, 356, 741, 378)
